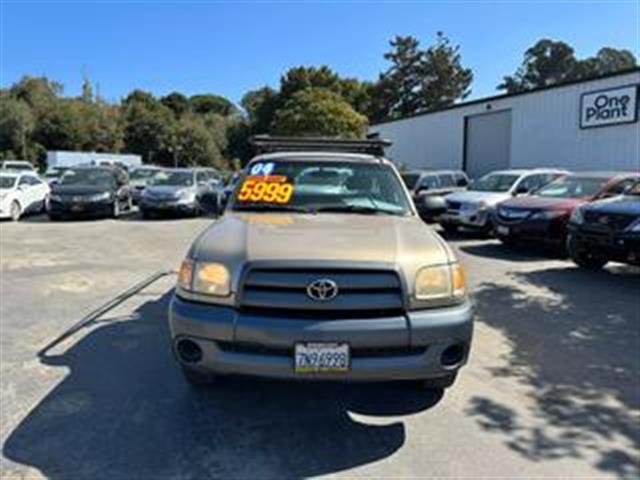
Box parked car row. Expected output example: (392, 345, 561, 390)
(401, 168, 640, 271)
(0, 163, 234, 221)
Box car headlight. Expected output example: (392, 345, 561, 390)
(49, 193, 62, 202)
(175, 189, 196, 202)
(531, 210, 566, 220)
(627, 218, 640, 232)
(178, 260, 230, 296)
(89, 192, 111, 201)
(570, 207, 584, 225)
(415, 263, 466, 301)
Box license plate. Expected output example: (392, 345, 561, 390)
(497, 225, 509, 235)
(294, 342, 350, 373)
(71, 205, 84, 212)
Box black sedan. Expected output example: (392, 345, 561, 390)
(47, 166, 133, 220)
(567, 180, 640, 269)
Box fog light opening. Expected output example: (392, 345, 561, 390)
(441, 344, 465, 367)
(177, 339, 203, 364)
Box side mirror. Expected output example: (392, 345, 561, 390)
(514, 185, 529, 196)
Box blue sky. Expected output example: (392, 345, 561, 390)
(1, 1, 638, 105)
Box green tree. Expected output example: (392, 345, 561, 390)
(577, 47, 637, 77)
(161, 92, 190, 117)
(372, 33, 472, 120)
(189, 94, 238, 116)
(241, 86, 279, 134)
(499, 39, 579, 93)
(0, 97, 35, 160)
(498, 40, 636, 93)
(419, 32, 473, 109)
(271, 88, 367, 138)
(122, 93, 176, 165)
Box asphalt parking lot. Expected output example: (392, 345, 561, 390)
(1, 213, 638, 479)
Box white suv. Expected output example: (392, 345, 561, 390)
(438, 169, 566, 233)
(0, 171, 50, 221)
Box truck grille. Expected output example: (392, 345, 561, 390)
(239, 267, 404, 318)
(583, 211, 636, 232)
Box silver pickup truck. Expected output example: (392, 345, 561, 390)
(169, 137, 474, 391)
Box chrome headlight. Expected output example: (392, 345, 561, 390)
(175, 189, 196, 202)
(570, 207, 585, 225)
(178, 260, 230, 297)
(414, 263, 466, 303)
(49, 193, 63, 202)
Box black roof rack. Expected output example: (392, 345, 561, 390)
(250, 135, 392, 156)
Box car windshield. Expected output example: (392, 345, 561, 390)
(131, 168, 161, 181)
(0, 176, 17, 189)
(150, 171, 194, 187)
(401, 173, 421, 190)
(470, 173, 520, 192)
(231, 160, 411, 215)
(536, 176, 608, 198)
(59, 169, 115, 187)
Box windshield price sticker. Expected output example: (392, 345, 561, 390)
(249, 162, 275, 176)
(238, 175, 294, 204)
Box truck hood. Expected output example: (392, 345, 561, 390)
(191, 212, 454, 289)
(445, 190, 512, 207)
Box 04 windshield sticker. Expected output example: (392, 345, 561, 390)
(237, 174, 294, 204)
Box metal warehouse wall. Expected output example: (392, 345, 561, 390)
(371, 71, 640, 175)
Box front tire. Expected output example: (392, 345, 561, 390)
(9, 200, 21, 221)
(567, 234, 607, 270)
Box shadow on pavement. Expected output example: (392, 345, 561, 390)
(466, 265, 640, 478)
(3, 290, 441, 479)
(459, 241, 564, 262)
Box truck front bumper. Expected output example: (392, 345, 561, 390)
(168, 295, 474, 381)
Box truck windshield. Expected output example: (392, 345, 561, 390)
(470, 173, 519, 192)
(536, 176, 608, 199)
(232, 160, 412, 215)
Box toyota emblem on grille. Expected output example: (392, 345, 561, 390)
(306, 279, 339, 301)
(598, 216, 609, 224)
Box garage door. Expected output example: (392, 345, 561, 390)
(464, 110, 512, 179)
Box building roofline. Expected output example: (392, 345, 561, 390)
(371, 67, 640, 127)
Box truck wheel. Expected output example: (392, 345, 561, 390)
(9, 200, 21, 221)
(567, 234, 607, 270)
(181, 366, 218, 386)
(420, 372, 458, 390)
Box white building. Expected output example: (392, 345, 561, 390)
(46, 151, 142, 170)
(370, 69, 640, 179)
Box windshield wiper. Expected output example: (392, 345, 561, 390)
(312, 204, 402, 216)
(233, 204, 313, 213)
